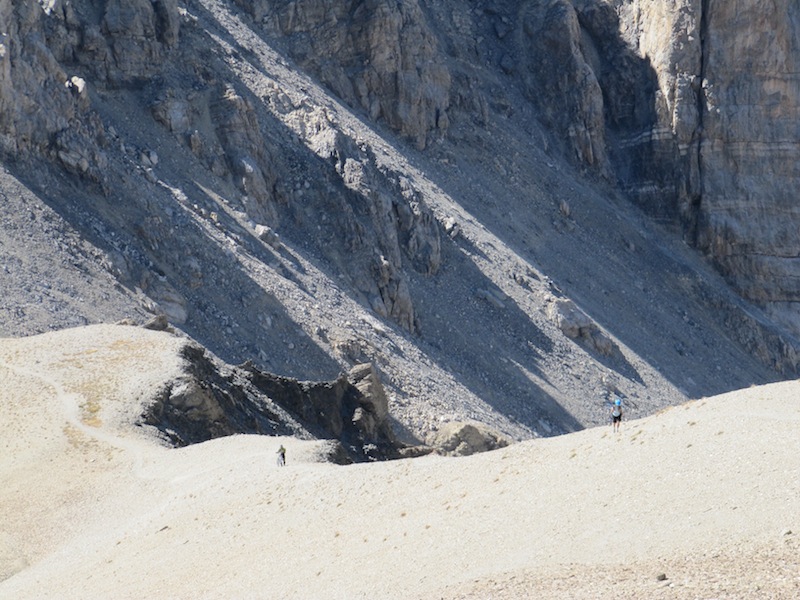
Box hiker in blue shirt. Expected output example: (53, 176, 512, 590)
(610, 397, 623, 432)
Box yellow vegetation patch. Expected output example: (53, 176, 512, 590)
(79, 397, 103, 428)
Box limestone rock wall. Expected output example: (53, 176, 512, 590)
(610, 0, 704, 220)
(507, 0, 694, 218)
(610, 0, 800, 334)
(694, 0, 800, 333)
(517, 0, 800, 335)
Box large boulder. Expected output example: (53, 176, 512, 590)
(430, 421, 509, 457)
(548, 298, 616, 357)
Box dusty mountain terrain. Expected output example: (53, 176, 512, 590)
(0, 0, 795, 447)
(0, 325, 798, 599)
(2, 1, 800, 597)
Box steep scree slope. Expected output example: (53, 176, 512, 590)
(0, 0, 796, 443)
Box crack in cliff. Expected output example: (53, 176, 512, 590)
(690, 0, 711, 246)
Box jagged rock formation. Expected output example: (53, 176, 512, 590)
(242, 361, 409, 460)
(142, 337, 408, 462)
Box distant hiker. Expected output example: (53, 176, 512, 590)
(610, 397, 623, 432)
(276, 444, 286, 467)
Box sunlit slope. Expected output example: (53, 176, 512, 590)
(0, 325, 798, 599)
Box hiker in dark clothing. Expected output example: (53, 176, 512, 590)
(276, 444, 286, 466)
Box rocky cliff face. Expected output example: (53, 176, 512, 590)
(0, 0, 441, 333)
(239, 0, 451, 151)
(692, 0, 800, 334)
(519, 0, 800, 337)
(619, 0, 800, 337)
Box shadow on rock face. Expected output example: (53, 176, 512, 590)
(141, 341, 428, 463)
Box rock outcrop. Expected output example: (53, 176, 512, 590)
(98, 0, 181, 85)
(240, 0, 451, 151)
(0, 0, 182, 176)
(548, 298, 616, 357)
(141, 342, 307, 447)
(242, 361, 404, 461)
(0, 1, 91, 162)
(143, 341, 407, 463)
